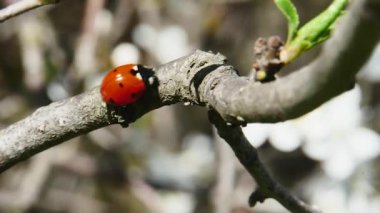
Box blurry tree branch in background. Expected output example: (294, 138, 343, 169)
(0, 0, 60, 23)
(0, 0, 380, 211)
(72, 0, 105, 78)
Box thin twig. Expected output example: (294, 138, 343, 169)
(208, 110, 320, 213)
(0, 0, 60, 23)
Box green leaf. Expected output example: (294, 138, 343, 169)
(294, 0, 349, 49)
(281, 0, 350, 63)
(274, 0, 299, 43)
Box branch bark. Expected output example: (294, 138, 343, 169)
(0, 0, 60, 23)
(0, 1, 380, 211)
(0, 89, 109, 172)
(0, 0, 379, 173)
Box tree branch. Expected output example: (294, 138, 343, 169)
(204, 0, 380, 124)
(0, 0, 60, 23)
(0, 89, 109, 172)
(208, 110, 320, 213)
(0, 0, 378, 192)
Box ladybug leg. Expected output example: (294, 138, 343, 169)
(108, 104, 143, 127)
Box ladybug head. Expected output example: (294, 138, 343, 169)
(132, 65, 157, 87)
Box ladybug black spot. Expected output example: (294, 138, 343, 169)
(112, 69, 117, 72)
(131, 93, 136, 98)
(119, 83, 124, 88)
(109, 98, 115, 104)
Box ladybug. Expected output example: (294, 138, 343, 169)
(100, 64, 155, 106)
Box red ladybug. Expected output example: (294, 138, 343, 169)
(100, 64, 152, 106)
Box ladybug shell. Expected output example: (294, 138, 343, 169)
(100, 64, 146, 106)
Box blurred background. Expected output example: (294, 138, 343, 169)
(0, 0, 380, 212)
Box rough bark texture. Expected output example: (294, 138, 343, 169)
(0, 89, 108, 172)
